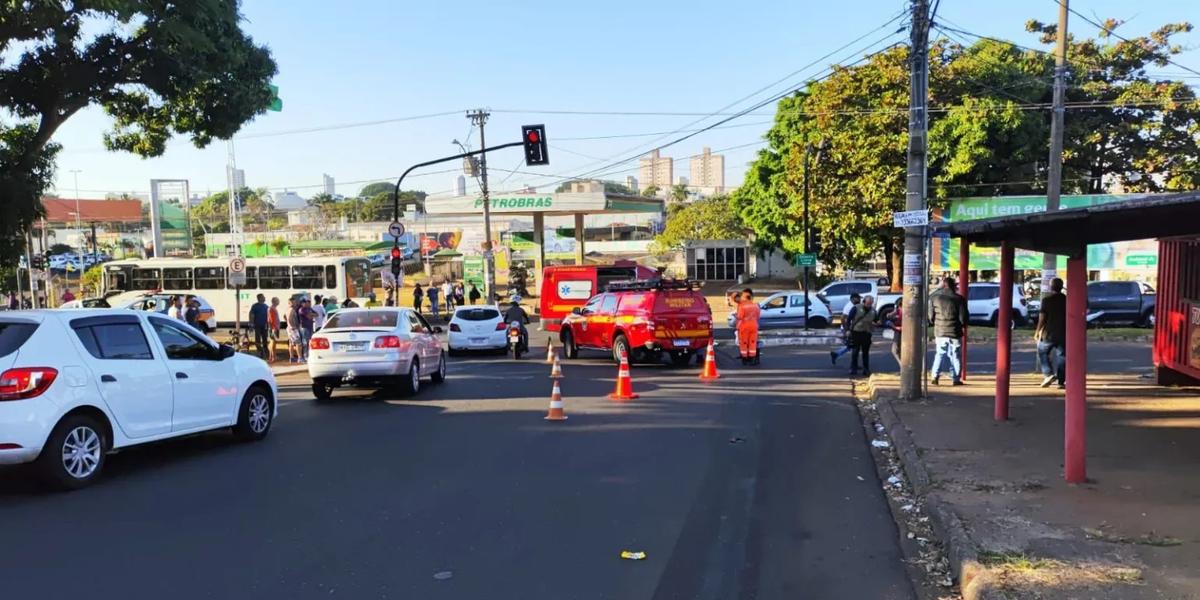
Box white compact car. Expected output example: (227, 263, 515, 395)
(307, 308, 446, 401)
(447, 305, 508, 354)
(0, 310, 276, 489)
(965, 283, 1029, 327)
(727, 290, 833, 330)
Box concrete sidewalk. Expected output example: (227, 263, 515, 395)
(864, 373, 1200, 599)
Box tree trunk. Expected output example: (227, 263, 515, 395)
(889, 235, 904, 292)
(883, 235, 895, 290)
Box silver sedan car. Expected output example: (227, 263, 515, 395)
(306, 308, 446, 401)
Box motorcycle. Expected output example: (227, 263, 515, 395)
(508, 320, 527, 359)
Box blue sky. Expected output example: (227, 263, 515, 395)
(48, 0, 1200, 201)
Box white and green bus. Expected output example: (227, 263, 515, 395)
(101, 256, 376, 326)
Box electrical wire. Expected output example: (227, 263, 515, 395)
(1055, 0, 1200, 80)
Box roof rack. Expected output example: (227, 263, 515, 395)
(604, 278, 700, 293)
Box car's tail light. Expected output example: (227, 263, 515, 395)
(374, 335, 406, 349)
(310, 337, 330, 350)
(450, 323, 462, 332)
(0, 367, 58, 401)
(495, 322, 508, 331)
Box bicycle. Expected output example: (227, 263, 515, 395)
(227, 325, 254, 354)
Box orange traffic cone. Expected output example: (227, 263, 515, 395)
(544, 380, 568, 421)
(608, 351, 640, 401)
(545, 339, 556, 363)
(699, 340, 721, 381)
(549, 354, 564, 379)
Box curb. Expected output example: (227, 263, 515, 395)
(270, 365, 308, 376)
(862, 378, 1004, 600)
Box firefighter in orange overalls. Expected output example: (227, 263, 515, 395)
(735, 288, 761, 365)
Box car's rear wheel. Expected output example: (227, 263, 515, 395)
(670, 351, 692, 368)
(312, 382, 335, 402)
(808, 316, 828, 329)
(448, 347, 462, 357)
(561, 329, 579, 359)
(37, 413, 108, 491)
(612, 334, 630, 363)
(1138, 310, 1154, 329)
(234, 385, 273, 441)
(395, 359, 420, 397)
(431, 352, 447, 383)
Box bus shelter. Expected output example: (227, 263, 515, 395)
(933, 191, 1200, 483)
(423, 191, 664, 278)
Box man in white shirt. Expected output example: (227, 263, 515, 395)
(166, 295, 184, 321)
(312, 294, 327, 330)
(442, 280, 454, 311)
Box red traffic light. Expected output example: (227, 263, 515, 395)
(390, 246, 402, 259)
(526, 130, 539, 143)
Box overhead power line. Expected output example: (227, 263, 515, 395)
(1055, 0, 1200, 80)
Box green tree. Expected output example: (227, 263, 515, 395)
(668, 184, 690, 205)
(642, 185, 661, 197)
(653, 196, 745, 251)
(365, 190, 426, 220)
(358, 182, 394, 198)
(0, 1, 277, 260)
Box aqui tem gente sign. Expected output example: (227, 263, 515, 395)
(893, 209, 930, 228)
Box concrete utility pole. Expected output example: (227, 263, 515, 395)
(899, 0, 931, 401)
(468, 109, 497, 304)
(1042, 0, 1069, 294)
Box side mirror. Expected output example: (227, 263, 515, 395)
(219, 344, 236, 360)
(433, 326, 443, 334)
(571, 307, 583, 315)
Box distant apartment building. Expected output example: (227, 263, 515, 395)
(454, 175, 467, 197)
(565, 180, 604, 193)
(228, 167, 246, 190)
(625, 176, 638, 194)
(638, 149, 673, 191)
(322, 173, 335, 196)
(689, 147, 725, 195)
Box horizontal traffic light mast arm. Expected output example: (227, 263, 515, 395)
(391, 141, 525, 223)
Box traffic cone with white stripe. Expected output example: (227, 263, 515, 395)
(549, 354, 564, 379)
(544, 380, 568, 421)
(699, 339, 721, 381)
(545, 339, 556, 363)
(608, 350, 640, 401)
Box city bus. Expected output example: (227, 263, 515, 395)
(100, 256, 376, 326)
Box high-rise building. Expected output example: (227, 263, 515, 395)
(678, 176, 689, 186)
(455, 175, 467, 197)
(638, 149, 673, 191)
(322, 173, 335, 196)
(689, 147, 725, 195)
(228, 167, 245, 190)
(625, 176, 638, 194)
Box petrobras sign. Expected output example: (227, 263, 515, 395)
(424, 192, 607, 215)
(473, 196, 554, 210)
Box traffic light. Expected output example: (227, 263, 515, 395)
(390, 245, 403, 276)
(522, 124, 549, 166)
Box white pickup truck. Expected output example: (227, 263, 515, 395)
(816, 280, 903, 319)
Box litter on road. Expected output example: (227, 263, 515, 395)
(433, 571, 454, 581)
(620, 551, 647, 560)
(871, 439, 891, 448)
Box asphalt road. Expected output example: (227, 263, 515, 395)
(0, 345, 924, 600)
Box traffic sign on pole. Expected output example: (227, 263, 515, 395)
(893, 209, 930, 228)
(388, 221, 405, 239)
(794, 253, 817, 267)
(227, 256, 247, 287)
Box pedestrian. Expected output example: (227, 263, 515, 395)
(286, 298, 301, 363)
(886, 298, 904, 366)
(849, 295, 878, 377)
(928, 276, 967, 385)
(442, 279, 454, 312)
(829, 293, 862, 365)
(184, 296, 200, 329)
(249, 294, 270, 360)
(298, 298, 314, 362)
(468, 283, 481, 305)
(427, 282, 441, 317)
(364, 291, 380, 308)
(735, 289, 761, 365)
(341, 296, 358, 309)
(312, 294, 327, 331)
(61, 288, 75, 305)
(267, 296, 281, 362)
(1034, 277, 1067, 389)
(413, 283, 424, 313)
(454, 282, 465, 307)
(7, 291, 17, 310)
(167, 295, 184, 320)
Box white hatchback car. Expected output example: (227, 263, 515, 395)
(447, 305, 508, 355)
(0, 310, 277, 489)
(307, 308, 446, 401)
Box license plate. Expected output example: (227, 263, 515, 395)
(469, 337, 488, 345)
(335, 342, 368, 352)
(673, 339, 692, 347)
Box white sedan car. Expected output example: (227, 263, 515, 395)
(0, 309, 276, 490)
(447, 305, 508, 355)
(727, 290, 833, 329)
(307, 308, 446, 401)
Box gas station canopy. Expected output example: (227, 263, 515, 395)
(424, 192, 663, 216)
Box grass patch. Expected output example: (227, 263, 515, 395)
(978, 550, 1062, 571)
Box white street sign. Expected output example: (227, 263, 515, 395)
(388, 221, 405, 238)
(893, 209, 930, 228)
(227, 256, 247, 287)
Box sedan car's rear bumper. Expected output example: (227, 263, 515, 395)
(447, 331, 508, 350)
(308, 356, 410, 380)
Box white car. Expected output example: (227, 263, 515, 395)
(726, 291, 833, 329)
(307, 308, 446, 401)
(106, 292, 219, 333)
(447, 305, 508, 354)
(965, 283, 1029, 326)
(0, 309, 276, 489)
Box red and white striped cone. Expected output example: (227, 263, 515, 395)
(607, 351, 640, 401)
(544, 380, 568, 421)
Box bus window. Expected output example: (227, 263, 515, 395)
(162, 268, 193, 291)
(244, 266, 258, 289)
(292, 265, 324, 290)
(325, 265, 338, 289)
(194, 267, 226, 290)
(597, 267, 638, 290)
(105, 267, 130, 293)
(345, 259, 371, 298)
(132, 268, 161, 290)
(259, 266, 291, 289)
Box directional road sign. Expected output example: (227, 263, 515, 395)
(388, 221, 405, 239)
(795, 253, 818, 267)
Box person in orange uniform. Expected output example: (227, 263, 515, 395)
(735, 288, 761, 365)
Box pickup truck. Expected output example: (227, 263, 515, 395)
(1087, 281, 1156, 327)
(816, 279, 902, 319)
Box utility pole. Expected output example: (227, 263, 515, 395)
(802, 145, 812, 331)
(899, 0, 930, 401)
(1042, 0, 1069, 294)
(468, 109, 497, 304)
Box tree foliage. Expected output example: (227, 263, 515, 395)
(653, 195, 745, 251)
(0, 0, 277, 259)
(734, 20, 1200, 282)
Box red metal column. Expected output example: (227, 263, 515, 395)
(1064, 255, 1088, 483)
(958, 239, 970, 381)
(995, 242, 1014, 421)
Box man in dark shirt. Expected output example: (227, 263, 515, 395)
(503, 299, 530, 350)
(928, 277, 968, 385)
(298, 298, 315, 362)
(1035, 278, 1067, 388)
(249, 294, 270, 359)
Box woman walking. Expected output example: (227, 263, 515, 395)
(849, 295, 878, 377)
(412, 283, 424, 313)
